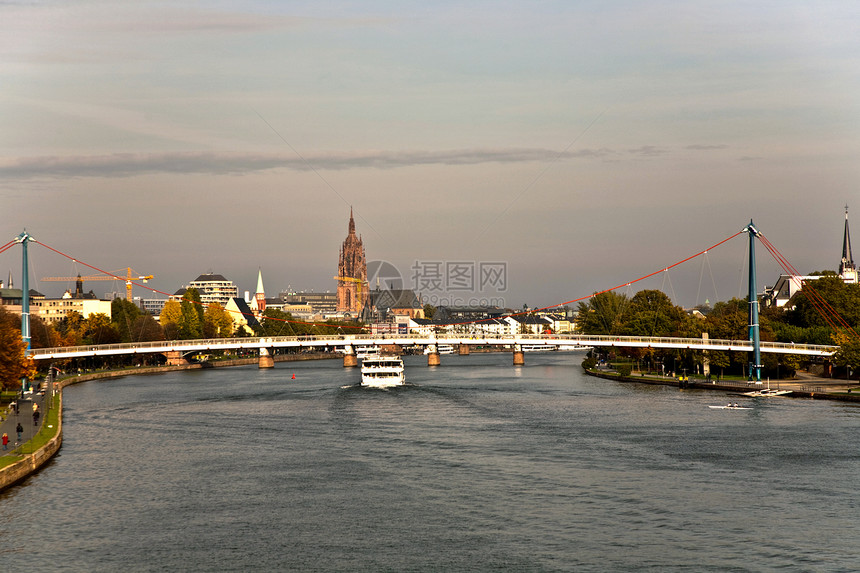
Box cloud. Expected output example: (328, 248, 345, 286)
(0, 148, 619, 179)
(686, 144, 729, 150)
(627, 145, 667, 157)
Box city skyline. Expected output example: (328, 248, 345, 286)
(3, 2, 859, 308)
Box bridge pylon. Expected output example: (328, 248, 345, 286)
(259, 347, 274, 369)
(343, 345, 358, 367)
(512, 344, 525, 366)
(745, 221, 763, 383)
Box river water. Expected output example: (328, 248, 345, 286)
(1, 352, 859, 571)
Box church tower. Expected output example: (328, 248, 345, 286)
(254, 269, 266, 314)
(840, 206, 858, 284)
(336, 208, 368, 315)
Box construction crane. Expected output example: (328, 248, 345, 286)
(334, 275, 368, 313)
(42, 267, 154, 302)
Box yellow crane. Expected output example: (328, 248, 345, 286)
(42, 267, 154, 302)
(334, 275, 368, 312)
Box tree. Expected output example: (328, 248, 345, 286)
(576, 291, 630, 335)
(622, 289, 685, 337)
(84, 313, 121, 345)
(0, 308, 38, 389)
(708, 350, 731, 379)
(178, 289, 204, 339)
(423, 304, 436, 319)
(28, 314, 63, 349)
(131, 314, 165, 342)
(833, 332, 860, 378)
(57, 310, 86, 346)
(787, 274, 860, 331)
(160, 299, 182, 338)
(260, 308, 296, 337)
(203, 303, 234, 338)
(111, 298, 144, 342)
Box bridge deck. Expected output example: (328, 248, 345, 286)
(28, 333, 837, 359)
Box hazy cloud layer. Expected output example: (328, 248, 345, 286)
(1, 147, 631, 179)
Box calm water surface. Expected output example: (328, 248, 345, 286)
(1, 352, 859, 571)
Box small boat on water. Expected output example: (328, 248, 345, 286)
(521, 344, 558, 352)
(360, 356, 405, 388)
(709, 404, 752, 410)
(743, 387, 792, 397)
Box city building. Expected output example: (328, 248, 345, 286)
(224, 297, 259, 335)
(506, 315, 553, 335)
(368, 288, 424, 320)
(35, 290, 112, 323)
(434, 306, 506, 322)
(336, 208, 369, 316)
(280, 291, 338, 315)
(139, 298, 168, 316)
(187, 273, 238, 307)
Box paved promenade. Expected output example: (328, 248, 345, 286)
(0, 391, 46, 455)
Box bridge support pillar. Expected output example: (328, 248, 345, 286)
(343, 345, 358, 368)
(165, 351, 188, 366)
(426, 343, 441, 366)
(702, 333, 710, 378)
(512, 344, 525, 366)
(259, 347, 274, 369)
(458, 344, 470, 356)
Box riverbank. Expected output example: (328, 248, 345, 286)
(585, 368, 860, 403)
(0, 352, 339, 492)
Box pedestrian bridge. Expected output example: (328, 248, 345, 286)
(28, 333, 838, 363)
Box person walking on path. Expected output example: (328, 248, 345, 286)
(16, 422, 23, 443)
(33, 408, 40, 427)
(2, 432, 8, 450)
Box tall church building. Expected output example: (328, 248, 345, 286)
(840, 206, 858, 284)
(336, 208, 369, 315)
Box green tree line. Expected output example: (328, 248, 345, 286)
(577, 273, 860, 378)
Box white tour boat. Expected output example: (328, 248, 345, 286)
(355, 346, 381, 359)
(360, 356, 406, 388)
(423, 344, 454, 355)
(521, 344, 558, 352)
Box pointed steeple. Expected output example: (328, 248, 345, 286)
(841, 205, 855, 273)
(254, 268, 266, 314)
(348, 206, 356, 235)
(256, 268, 265, 295)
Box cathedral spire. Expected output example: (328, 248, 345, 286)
(841, 205, 854, 273)
(348, 207, 356, 235)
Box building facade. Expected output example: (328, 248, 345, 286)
(281, 291, 338, 316)
(187, 273, 238, 307)
(336, 208, 369, 316)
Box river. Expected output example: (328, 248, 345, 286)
(1, 352, 858, 571)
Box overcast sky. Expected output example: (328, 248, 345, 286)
(3, 1, 860, 310)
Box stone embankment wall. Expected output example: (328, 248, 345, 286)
(0, 352, 337, 491)
(585, 369, 860, 402)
